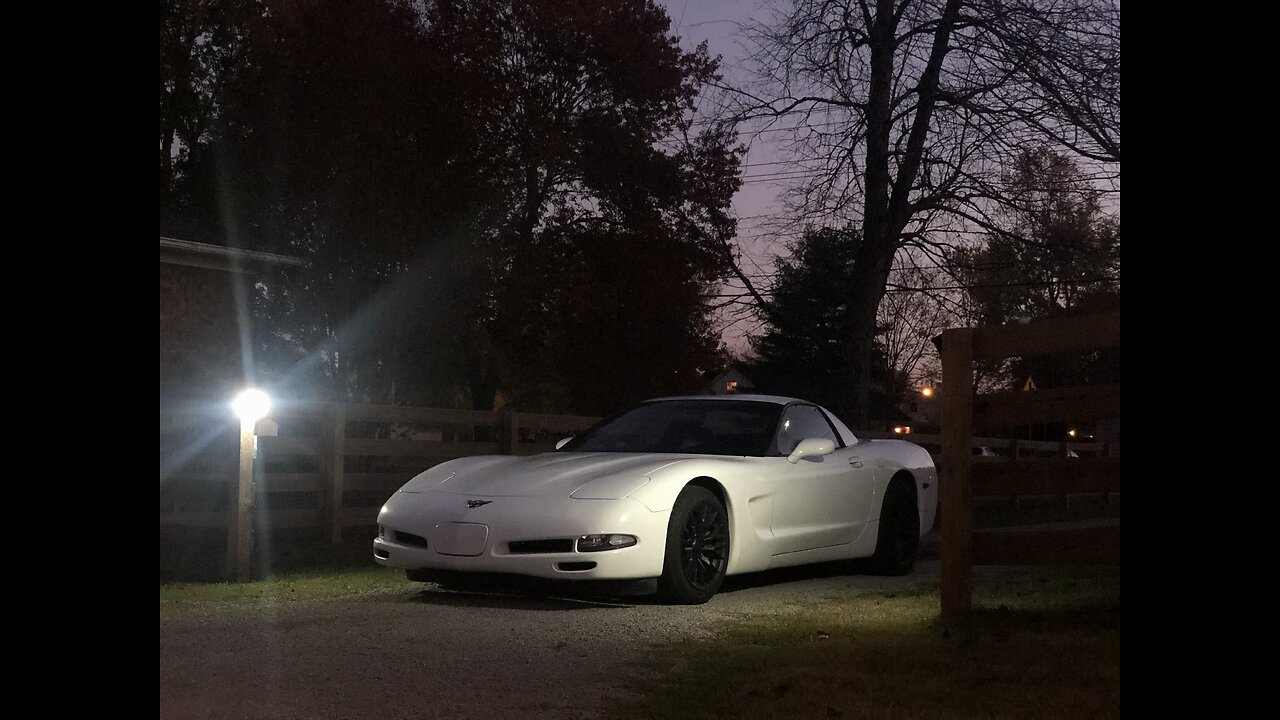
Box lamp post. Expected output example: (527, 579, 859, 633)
(230, 389, 271, 582)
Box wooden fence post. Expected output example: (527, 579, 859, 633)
(501, 407, 519, 455)
(940, 328, 975, 618)
(327, 403, 347, 545)
(228, 420, 255, 581)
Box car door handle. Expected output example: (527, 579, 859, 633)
(848, 457, 864, 468)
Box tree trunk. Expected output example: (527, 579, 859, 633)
(846, 0, 898, 430)
(846, 241, 895, 429)
(847, 0, 960, 429)
(161, 130, 174, 192)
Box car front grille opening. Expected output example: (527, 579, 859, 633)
(557, 561, 597, 572)
(508, 539, 575, 554)
(393, 531, 429, 548)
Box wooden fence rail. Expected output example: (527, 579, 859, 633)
(159, 403, 600, 550)
(938, 310, 1121, 617)
(859, 431, 1108, 459)
(161, 403, 1111, 539)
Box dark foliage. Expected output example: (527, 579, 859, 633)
(749, 227, 898, 424)
(951, 148, 1120, 390)
(160, 0, 739, 413)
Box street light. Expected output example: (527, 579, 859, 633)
(233, 388, 271, 431)
(920, 386, 934, 398)
(230, 388, 271, 582)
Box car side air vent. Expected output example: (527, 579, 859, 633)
(393, 531, 429, 548)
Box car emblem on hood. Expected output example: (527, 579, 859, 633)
(466, 499, 493, 508)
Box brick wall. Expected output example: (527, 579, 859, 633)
(159, 262, 243, 405)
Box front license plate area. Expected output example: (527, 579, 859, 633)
(433, 523, 489, 556)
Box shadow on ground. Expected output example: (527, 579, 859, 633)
(403, 586, 636, 611)
(393, 533, 941, 609)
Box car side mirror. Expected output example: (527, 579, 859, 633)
(555, 436, 574, 450)
(787, 437, 835, 464)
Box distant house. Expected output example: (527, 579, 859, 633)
(705, 366, 758, 395)
(159, 237, 302, 409)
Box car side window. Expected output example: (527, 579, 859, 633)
(773, 404, 839, 455)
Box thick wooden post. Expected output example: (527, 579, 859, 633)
(940, 328, 974, 618)
(228, 422, 255, 581)
(328, 403, 347, 545)
(501, 408, 519, 455)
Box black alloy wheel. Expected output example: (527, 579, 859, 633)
(658, 486, 730, 604)
(867, 478, 920, 576)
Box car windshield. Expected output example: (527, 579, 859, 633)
(561, 400, 785, 456)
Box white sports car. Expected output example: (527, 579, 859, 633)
(373, 395, 937, 604)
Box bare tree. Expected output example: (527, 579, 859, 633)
(983, 1, 1120, 164)
(878, 263, 951, 402)
(730, 0, 1118, 426)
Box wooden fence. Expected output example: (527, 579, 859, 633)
(938, 311, 1121, 617)
(159, 405, 1108, 542)
(161, 383, 1117, 581)
(860, 431, 1107, 459)
(159, 403, 599, 549)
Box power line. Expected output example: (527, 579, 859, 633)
(703, 276, 1121, 298)
(739, 158, 830, 170)
(886, 277, 1120, 292)
(740, 169, 832, 180)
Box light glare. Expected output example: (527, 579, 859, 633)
(233, 388, 272, 425)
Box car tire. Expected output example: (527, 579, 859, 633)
(657, 486, 730, 604)
(867, 479, 920, 576)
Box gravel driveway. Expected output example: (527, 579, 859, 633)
(160, 548, 941, 720)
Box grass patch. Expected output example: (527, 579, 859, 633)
(160, 530, 381, 583)
(160, 565, 406, 612)
(615, 568, 1119, 720)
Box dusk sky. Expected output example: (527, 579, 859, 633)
(659, 0, 794, 354)
(659, 0, 1119, 355)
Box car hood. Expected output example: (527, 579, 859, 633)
(400, 452, 692, 498)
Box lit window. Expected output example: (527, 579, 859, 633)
(726, 381, 738, 392)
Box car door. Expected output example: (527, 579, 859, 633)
(768, 404, 874, 555)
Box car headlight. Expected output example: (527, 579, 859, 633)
(576, 534, 638, 552)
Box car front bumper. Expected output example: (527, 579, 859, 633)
(372, 492, 670, 581)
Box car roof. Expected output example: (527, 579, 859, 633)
(643, 394, 803, 406)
